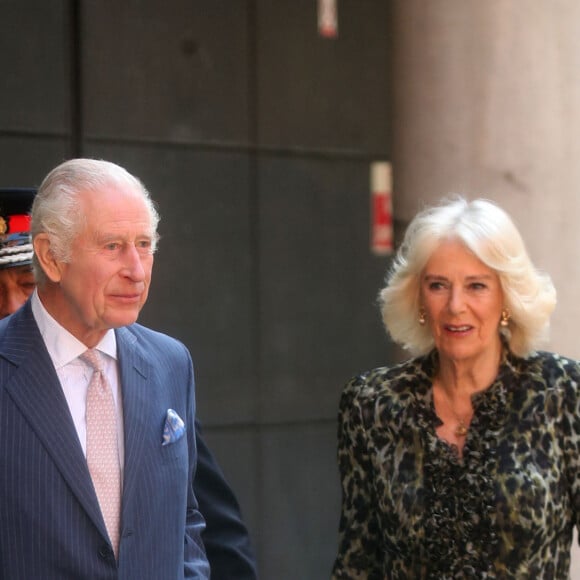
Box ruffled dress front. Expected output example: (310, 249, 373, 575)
(332, 350, 580, 579)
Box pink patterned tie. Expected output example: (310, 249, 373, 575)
(81, 349, 121, 557)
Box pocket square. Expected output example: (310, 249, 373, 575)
(162, 408, 185, 446)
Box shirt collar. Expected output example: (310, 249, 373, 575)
(31, 289, 117, 370)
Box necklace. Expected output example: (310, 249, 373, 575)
(455, 418, 468, 437)
(449, 407, 471, 437)
(433, 379, 472, 438)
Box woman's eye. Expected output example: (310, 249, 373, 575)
(428, 281, 446, 290)
(470, 282, 486, 290)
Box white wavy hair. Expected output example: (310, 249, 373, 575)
(379, 196, 556, 357)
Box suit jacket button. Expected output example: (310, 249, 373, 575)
(98, 544, 115, 561)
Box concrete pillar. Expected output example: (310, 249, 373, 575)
(391, 1, 580, 574)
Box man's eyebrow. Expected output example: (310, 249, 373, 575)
(95, 232, 153, 241)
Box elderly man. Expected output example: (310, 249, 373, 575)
(0, 181, 258, 579)
(0, 160, 211, 578)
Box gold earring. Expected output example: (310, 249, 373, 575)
(419, 309, 426, 326)
(500, 309, 510, 327)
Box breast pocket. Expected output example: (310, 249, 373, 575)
(161, 430, 188, 466)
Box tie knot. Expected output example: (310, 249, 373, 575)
(80, 349, 104, 373)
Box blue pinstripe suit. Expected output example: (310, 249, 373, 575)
(0, 301, 210, 579)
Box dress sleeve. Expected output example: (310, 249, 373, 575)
(561, 360, 580, 538)
(331, 375, 384, 580)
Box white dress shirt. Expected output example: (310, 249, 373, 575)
(31, 290, 125, 478)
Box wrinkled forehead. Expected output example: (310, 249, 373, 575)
(77, 188, 156, 237)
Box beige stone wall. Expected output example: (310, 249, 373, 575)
(391, 1, 580, 575)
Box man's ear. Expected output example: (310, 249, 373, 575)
(33, 234, 63, 283)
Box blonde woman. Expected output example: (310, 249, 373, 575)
(332, 196, 579, 578)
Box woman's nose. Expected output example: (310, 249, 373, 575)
(448, 287, 466, 314)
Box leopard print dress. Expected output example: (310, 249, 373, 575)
(331, 349, 580, 579)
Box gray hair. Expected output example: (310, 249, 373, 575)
(379, 196, 556, 358)
(31, 158, 160, 286)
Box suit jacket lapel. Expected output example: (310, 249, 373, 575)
(115, 326, 150, 513)
(0, 302, 106, 535)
